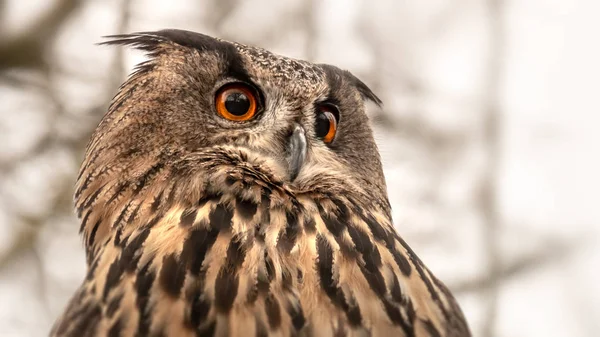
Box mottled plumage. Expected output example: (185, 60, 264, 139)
(51, 29, 470, 337)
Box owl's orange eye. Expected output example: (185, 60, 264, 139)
(215, 83, 257, 121)
(315, 105, 338, 143)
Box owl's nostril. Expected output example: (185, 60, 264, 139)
(285, 124, 307, 181)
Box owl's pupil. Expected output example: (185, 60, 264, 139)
(224, 92, 251, 116)
(315, 113, 331, 138)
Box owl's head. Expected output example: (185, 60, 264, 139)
(76, 30, 387, 249)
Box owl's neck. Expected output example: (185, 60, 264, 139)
(74, 145, 391, 264)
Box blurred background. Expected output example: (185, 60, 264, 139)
(1, 0, 599, 336)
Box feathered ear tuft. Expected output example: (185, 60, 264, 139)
(98, 32, 172, 54)
(99, 29, 229, 55)
(349, 75, 383, 107)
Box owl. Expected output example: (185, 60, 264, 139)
(51, 29, 470, 337)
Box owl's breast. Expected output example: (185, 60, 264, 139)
(57, 165, 461, 337)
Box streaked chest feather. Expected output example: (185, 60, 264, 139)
(54, 179, 465, 337)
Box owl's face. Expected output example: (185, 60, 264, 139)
(88, 30, 386, 205)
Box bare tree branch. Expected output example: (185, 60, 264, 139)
(452, 236, 581, 294)
(0, 0, 82, 70)
(478, 0, 506, 335)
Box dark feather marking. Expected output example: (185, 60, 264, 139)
(150, 189, 163, 212)
(303, 215, 316, 233)
(261, 189, 271, 203)
(316, 235, 338, 301)
(79, 209, 92, 233)
(391, 273, 404, 303)
(346, 218, 408, 325)
(255, 192, 271, 243)
(265, 293, 282, 329)
(345, 295, 363, 327)
(382, 299, 413, 335)
(316, 235, 360, 325)
(318, 200, 356, 259)
(87, 219, 102, 248)
(225, 175, 237, 186)
(246, 285, 258, 304)
(214, 269, 239, 313)
(278, 210, 300, 253)
(318, 204, 345, 237)
(126, 201, 142, 224)
(188, 288, 212, 328)
(197, 320, 216, 337)
(359, 211, 412, 277)
(347, 225, 381, 270)
(236, 197, 258, 221)
(214, 234, 247, 313)
(52, 287, 96, 335)
(86, 256, 100, 281)
(107, 317, 122, 337)
(106, 292, 124, 318)
(159, 253, 187, 297)
(180, 208, 198, 227)
(80, 183, 107, 211)
(180, 227, 219, 275)
(331, 199, 350, 220)
(391, 248, 413, 278)
(75, 172, 96, 200)
(105, 182, 127, 206)
(256, 208, 269, 243)
(197, 195, 210, 207)
(288, 301, 306, 331)
(135, 260, 155, 336)
(114, 226, 123, 247)
(422, 319, 442, 337)
(226, 233, 249, 267)
(337, 237, 359, 261)
(75, 163, 88, 184)
(66, 301, 102, 337)
(111, 201, 133, 230)
(209, 202, 233, 231)
(255, 316, 269, 337)
(143, 215, 162, 230)
(256, 252, 273, 295)
(406, 301, 417, 328)
(346, 225, 387, 298)
(394, 234, 450, 320)
(132, 162, 164, 194)
(103, 258, 125, 301)
(359, 212, 391, 243)
(281, 268, 293, 290)
(122, 228, 151, 272)
(265, 252, 275, 283)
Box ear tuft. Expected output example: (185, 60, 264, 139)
(99, 32, 170, 52)
(348, 73, 383, 107)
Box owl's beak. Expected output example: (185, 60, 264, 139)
(286, 124, 307, 181)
